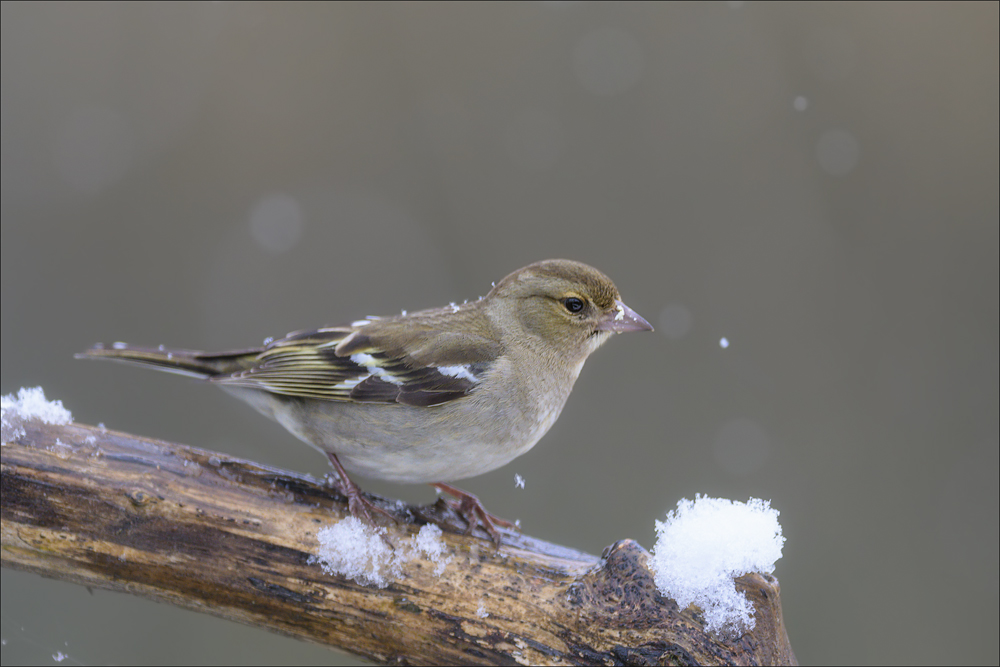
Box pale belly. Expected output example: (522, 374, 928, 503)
(221, 382, 568, 483)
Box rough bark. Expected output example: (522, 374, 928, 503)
(1, 417, 796, 665)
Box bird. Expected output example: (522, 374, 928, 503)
(77, 259, 653, 545)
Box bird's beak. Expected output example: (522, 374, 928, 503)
(596, 300, 654, 333)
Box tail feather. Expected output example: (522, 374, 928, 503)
(76, 343, 263, 379)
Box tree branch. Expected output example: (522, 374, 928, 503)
(2, 417, 796, 665)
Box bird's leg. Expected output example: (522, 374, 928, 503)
(325, 452, 397, 527)
(431, 482, 519, 548)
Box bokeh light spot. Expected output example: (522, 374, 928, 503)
(248, 193, 303, 254)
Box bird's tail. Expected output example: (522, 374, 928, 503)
(75, 343, 263, 379)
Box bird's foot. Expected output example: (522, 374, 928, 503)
(431, 482, 519, 548)
(325, 453, 397, 545)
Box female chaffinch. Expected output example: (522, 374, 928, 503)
(78, 259, 653, 544)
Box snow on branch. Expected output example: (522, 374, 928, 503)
(1, 389, 796, 665)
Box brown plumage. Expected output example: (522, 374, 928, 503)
(77, 259, 653, 544)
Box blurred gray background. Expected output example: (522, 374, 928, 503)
(2, 2, 997, 665)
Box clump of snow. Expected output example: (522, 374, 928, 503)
(1, 387, 73, 442)
(411, 524, 452, 575)
(314, 518, 453, 587)
(514, 473, 525, 489)
(314, 518, 397, 587)
(476, 600, 489, 618)
(649, 495, 785, 636)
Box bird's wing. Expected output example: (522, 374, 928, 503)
(213, 320, 501, 408)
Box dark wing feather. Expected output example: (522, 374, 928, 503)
(211, 319, 501, 408)
(212, 328, 370, 401)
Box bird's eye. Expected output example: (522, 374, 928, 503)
(563, 297, 585, 313)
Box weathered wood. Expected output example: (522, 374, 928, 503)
(1, 417, 796, 665)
